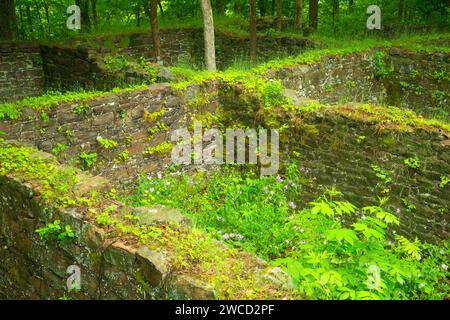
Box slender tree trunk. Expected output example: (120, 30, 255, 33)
(399, 0, 405, 22)
(250, 0, 257, 64)
(271, 0, 275, 16)
(258, 0, 266, 16)
(76, 0, 91, 31)
(144, 1, 151, 18)
(309, 0, 318, 31)
(91, 0, 98, 31)
(348, 0, 354, 12)
(276, 0, 282, 31)
(0, 0, 17, 40)
(18, 5, 25, 38)
(26, 5, 33, 36)
(295, 0, 303, 32)
(33, 0, 44, 35)
(137, 3, 141, 27)
(199, 0, 217, 71)
(332, 0, 339, 35)
(83, 0, 91, 31)
(216, 0, 225, 15)
(158, 0, 164, 17)
(150, 0, 163, 64)
(44, 1, 50, 25)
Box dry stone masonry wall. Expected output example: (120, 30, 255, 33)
(0, 83, 213, 186)
(2, 79, 449, 243)
(71, 28, 315, 69)
(219, 87, 450, 243)
(285, 112, 450, 243)
(0, 172, 215, 299)
(0, 43, 45, 103)
(274, 48, 450, 119)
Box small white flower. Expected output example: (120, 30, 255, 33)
(442, 264, 448, 271)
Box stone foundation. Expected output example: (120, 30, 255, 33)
(0, 43, 45, 103)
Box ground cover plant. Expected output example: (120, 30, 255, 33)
(125, 164, 449, 300)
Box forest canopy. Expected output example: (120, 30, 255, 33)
(0, 0, 448, 42)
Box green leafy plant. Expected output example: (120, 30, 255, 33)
(143, 108, 166, 123)
(73, 103, 91, 117)
(402, 198, 417, 213)
(52, 143, 68, 156)
(35, 220, 75, 242)
(97, 137, 118, 149)
(143, 142, 173, 156)
(148, 122, 168, 135)
(115, 149, 129, 163)
(404, 157, 421, 170)
(93, 205, 118, 226)
(79, 152, 97, 169)
(439, 176, 450, 188)
(371, 164, 392, 185)
(431, 70, 450, 82)
(40, 112, 50, 123)
(395, 235, 422, 261)
(262, 80, 286, 108)
(125, 164, 449, 300)
(371, 51, 394, 78)
(103, 54, 130, 72)
(356, 135, 366, 144)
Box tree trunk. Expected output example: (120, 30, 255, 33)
(26, 5, 33, 35)
(250, 0, 257, 64)
(44, 1, 50, 25)
(76, 0, 91, 31)
(399, 0, 405, 22)
(199, 0, 217, 71)
(349, 0, 354, 12)
(33, 0, 44, 35)
(150, 0, 163, 64)
(83, 0, 91, 31)
(295, 0, 303, 32)
(216, 0, 225, 15)
(137, 3, 141, 27)
(91, 0, 98, 31)
(276, 0, 282, 31)
(18, 4, 25, 38)
(332, 0, 339, 35)
(0, 0, 17, 40)
(258, 0, 266, 17)
(144, 1, 150, 18)
(309, 0, 318, 31)
(271, 0, 275, 16)
(158, 0, 164, 17)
